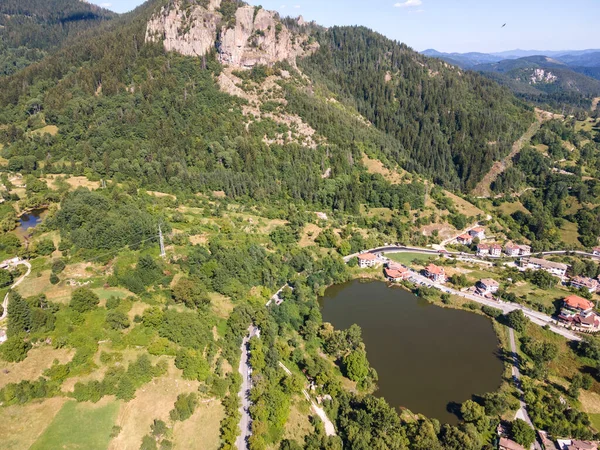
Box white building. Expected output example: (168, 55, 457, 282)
(594, 247, 600, 257)
(468, 227, 486, 240)
(489, 244, 502, 257)
(571, 276, 599, 294)
(477, 278, 500, 294)
(357, 253, 379, 268)
(520, 257, 568, 278)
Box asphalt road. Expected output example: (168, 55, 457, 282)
(509, 327, 542, 450)
(409, 271, 581, 341)
(235, 325, 258, 450)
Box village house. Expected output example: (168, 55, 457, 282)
(571, 276, 599, 294)
(558, 295, 600, 331)
(477, 278, 499, 294)
(468, 227, 486, 240)
(384, 262, 411, 282)
(499, 437, 526, 450)
(504, 243, 531, 257)
(519, 244, 531, 255)
(556, 439, 599, 450)
(504, 242, 521, 257)
(357, 253, 380, 269)
(520, 257, 568, 278)
(477, 243, 490, 256)
(593, 247, 600, 257)
(490, 244, 502, 257)
(423, 264, 446, 283)
(456, 233, 473, 245)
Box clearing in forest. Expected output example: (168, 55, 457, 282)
(471, 109, 556, 198)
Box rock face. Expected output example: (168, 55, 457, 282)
(145, 1, 317, 69)
(146, 0, 222, 58)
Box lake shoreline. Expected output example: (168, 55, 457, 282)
(320, 277, 513, 424)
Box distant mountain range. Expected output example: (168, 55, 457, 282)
(421, 48, 600, 106)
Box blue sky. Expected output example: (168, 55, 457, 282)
(89, 0, 600, 53)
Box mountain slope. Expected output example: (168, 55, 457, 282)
(0, 0, 116, 76)
(299, 27, 533, 191)
(0, 0, 531, 205)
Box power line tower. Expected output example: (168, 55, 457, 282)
(159, 223, 166, 259)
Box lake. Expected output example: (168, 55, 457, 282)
(18, 209, 45, 232)
(319, 279, 503, 424)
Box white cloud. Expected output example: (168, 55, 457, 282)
(394, 0, 422, 7)
(100, 2, 112, 7)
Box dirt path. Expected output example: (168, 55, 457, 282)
(471, 109, 556, 198)
(1, 260, 32, 321)
(592, 97, 600, 112)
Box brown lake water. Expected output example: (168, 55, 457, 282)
(319, 279, 503, 424)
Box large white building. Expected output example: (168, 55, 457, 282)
(520, 257, 568, 278)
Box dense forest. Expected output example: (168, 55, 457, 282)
(299, 27, 534, 191)
(0, 0, 115, 76)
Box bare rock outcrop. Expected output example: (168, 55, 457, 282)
(145, 1, 317, 69)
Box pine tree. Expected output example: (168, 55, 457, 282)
(7, 291, 32, 338)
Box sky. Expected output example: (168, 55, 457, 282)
(88, 0, 600, 53)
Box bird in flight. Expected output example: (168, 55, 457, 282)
(501, 23, 507, 28)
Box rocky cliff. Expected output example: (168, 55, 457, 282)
(145, 1, 317, 69)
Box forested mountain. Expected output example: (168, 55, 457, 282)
(0, 0, 531, 206)
(0, 0, 115, 76)
(300, 27, 532, 190)
(424, 49, 600, 110)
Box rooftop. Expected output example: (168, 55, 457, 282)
(358, 253, 378, 261)
(564, 295, 594, 311)
(525, 257, 568, 271)
(480, 278, 499, 287)
(499, 437, 526, 450)
(425, 264, 445, 275)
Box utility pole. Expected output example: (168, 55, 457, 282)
(159, 223, 166, 259)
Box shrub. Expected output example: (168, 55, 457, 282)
(482, 305, 503, 318)
(70, 287, 99, 313)
(169, 393, 198, 421)
(0, 336, 31, 362)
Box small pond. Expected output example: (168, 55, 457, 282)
(319, 279, 503, 424)
(18, 208, 46, 232)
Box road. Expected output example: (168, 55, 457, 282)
(235, 325, 259, 450)
(0, 259, 32, 321)
(508, 327, 542, 450)
(408, 270, 581, 341)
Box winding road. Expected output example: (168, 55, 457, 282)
(0, 259, 32, 321)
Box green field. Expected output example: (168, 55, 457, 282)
(31, 400, 120, 450)
(588, 413, 600, 432)
(386, 252, 437, 266)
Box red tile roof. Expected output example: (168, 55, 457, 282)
(425, 264, 445, 275)
(357, 253, 377, 261)
(385, 268, 409, 279)
(564, 295, 594, 311)
(472, 227, 485, 233)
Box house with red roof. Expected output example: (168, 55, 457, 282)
(423, 264, 446, 283)
(489, 244, 502, 257)
(456, 234, 473, 245)
(384, 265, 411, 282)
(504, 242, 521, 257)
(477, 243, 490, 256)
(357, 252, 380, 268)
(468, 227, 486, 240)
(558, 295, 600, 331)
